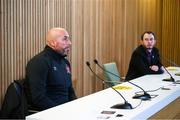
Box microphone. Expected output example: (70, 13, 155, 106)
(162, 66, 175, 82)
(93, 59, 151, 101)
(161, 56, 180, 77)
(86, 61, 133, 109)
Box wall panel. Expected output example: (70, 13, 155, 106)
(161, 0, 180, 66)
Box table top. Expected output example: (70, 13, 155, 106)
(26, 67, 180, 120)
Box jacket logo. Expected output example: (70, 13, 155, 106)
(53, 66, 57, 71)
(66, 65, 71, 74)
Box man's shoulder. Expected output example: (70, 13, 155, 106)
(133, 45, 144, 55)
(28, 50, 51, 65)
(153, 47, 159, 52)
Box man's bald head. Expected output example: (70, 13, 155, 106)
(46, 28, 68, 44)
(46, 27, 71, 55)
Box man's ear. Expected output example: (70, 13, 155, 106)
(47, 40, 56, 49)
(154, 39, 156, 44)
(51, 40, 56, 47)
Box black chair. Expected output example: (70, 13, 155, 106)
(0, 80, 29, 119)
(0, 79, 39, 119)
(14, 80, 40, 115)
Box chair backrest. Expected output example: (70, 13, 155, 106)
(103, 62, 120, 86)
(0, 80, 28, 119)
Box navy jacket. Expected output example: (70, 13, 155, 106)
(24, 46, 76, 110)
(126, 45, 164, 80)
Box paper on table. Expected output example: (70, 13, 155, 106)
(113, 85, 132, 90)
(166, 66, 179, 71)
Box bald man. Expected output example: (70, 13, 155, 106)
(24, 28, 76, 111)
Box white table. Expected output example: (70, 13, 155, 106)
(26, 67, 180, 120)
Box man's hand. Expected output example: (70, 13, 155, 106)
(150, 65, 159, 71)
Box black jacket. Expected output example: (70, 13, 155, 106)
(24, 46, 76, 110)
(126, 45, 164, 80)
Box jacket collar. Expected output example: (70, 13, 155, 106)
(44, 45, 66, 60)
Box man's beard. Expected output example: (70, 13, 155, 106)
(146, 44, 153, 49)
(61, 47, 70, 56)
(147, 47, 152, 50)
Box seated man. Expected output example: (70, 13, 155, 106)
(126, 31, 164, 80)
(24, 27, 77, 111)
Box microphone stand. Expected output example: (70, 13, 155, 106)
(161, 56, 180, 78)
(162, 66, 175, 82)
(93, 59, 151, 100)
(86, 62, 133, 109)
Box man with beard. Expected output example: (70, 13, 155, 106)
(126, 31, 164, 80)
(24, 28, 77, 111)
